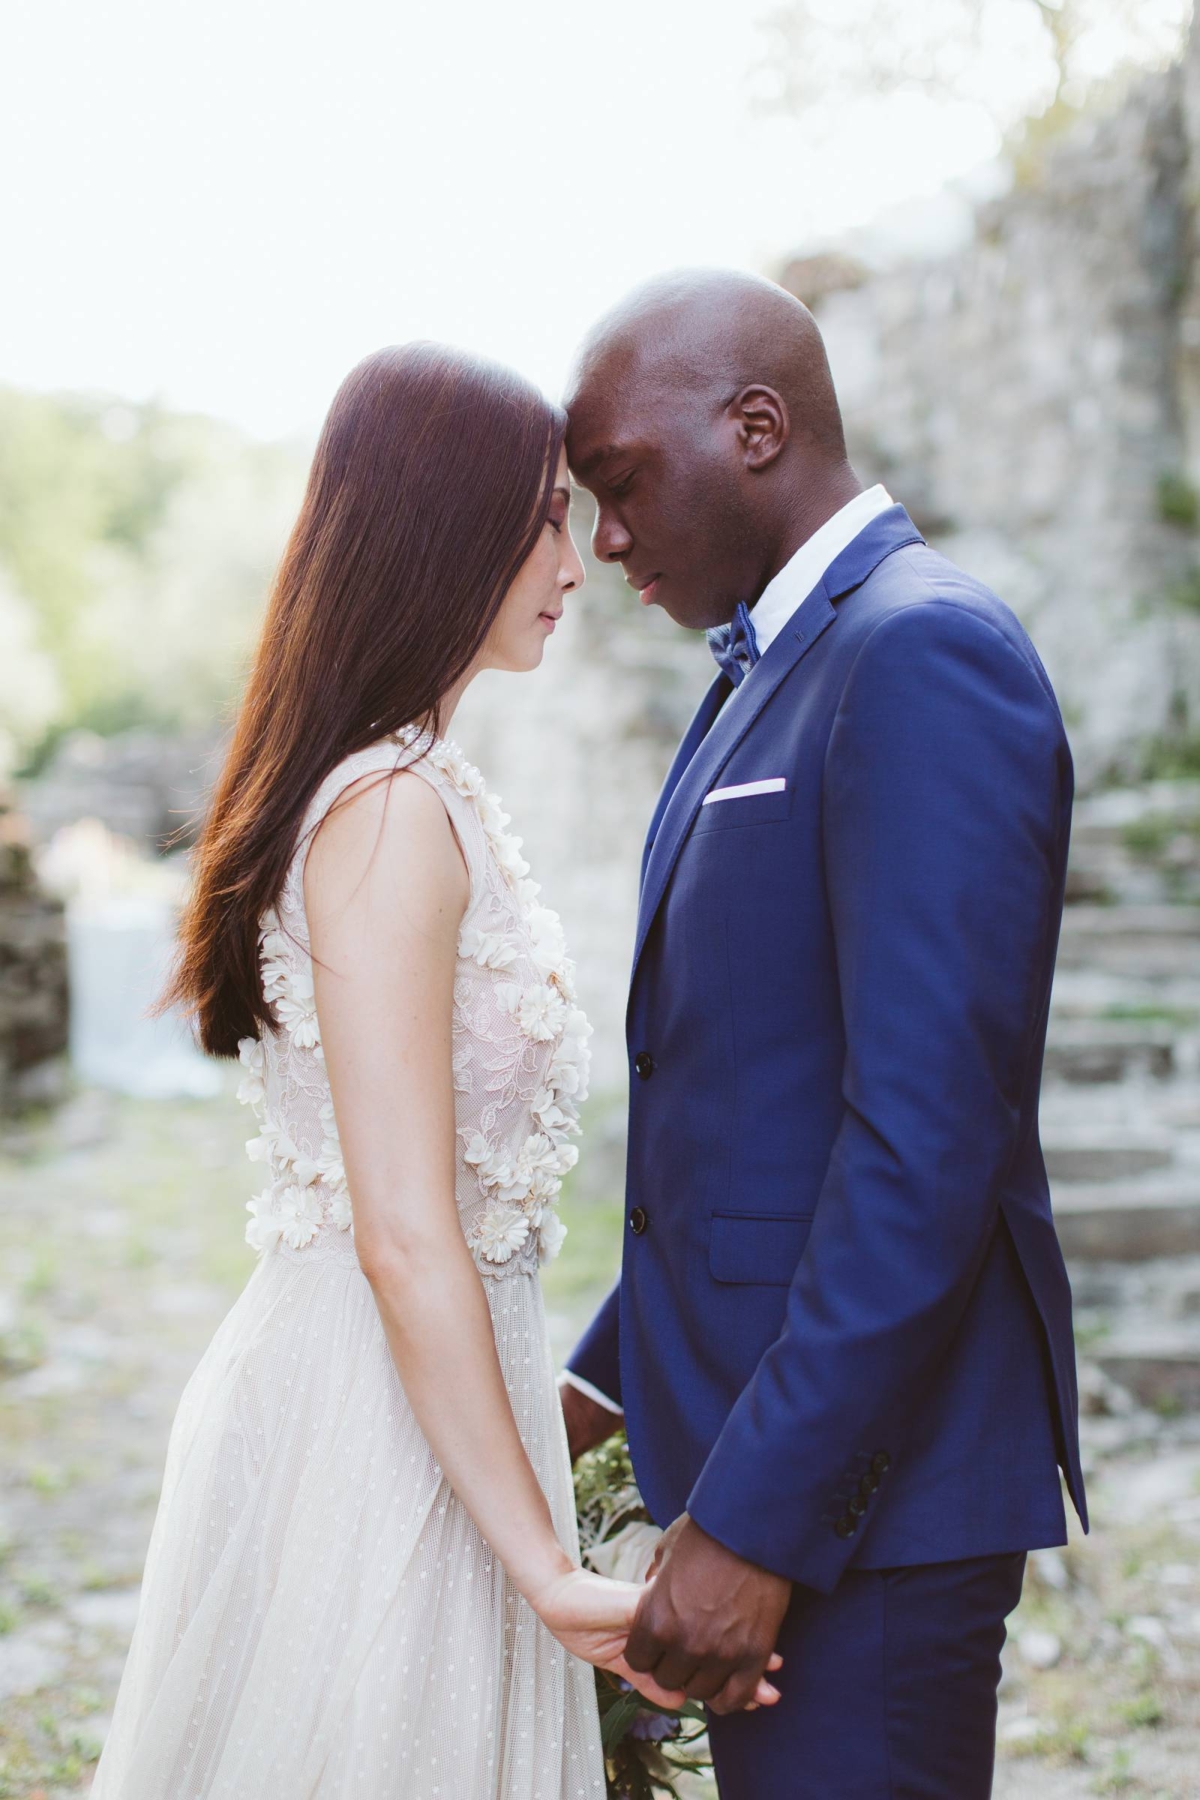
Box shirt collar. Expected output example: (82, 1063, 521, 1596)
(748, 485, 895, 660)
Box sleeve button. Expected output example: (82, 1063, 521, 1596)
(871, 1452, 891, 1475)
(834, 1515, 858, 1538)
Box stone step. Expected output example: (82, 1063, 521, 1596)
(1056, 905, 1200, 979)
(1043, 1137, 1175, 1183)
(1054, 1181, 1200, 1260)
(1070, 784, 1200, 846)
(1092, 1328, 1200, 1413)
(1070, 1253, 1200, 1316)
(1064, 788, 1200, 906)
(1043, 1019, 1177, 1083)
(1064, 857, 1123, 905)
(1060, 903, 1200, 934)
(1064, 855, 1200, 908)
(1050, 980, 1200, 1023)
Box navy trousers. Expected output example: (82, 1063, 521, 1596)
(706, 1552, 1026, 1799)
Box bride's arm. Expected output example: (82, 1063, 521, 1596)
(305, 771, 751, 1707)
(306, 771, 581, 1601)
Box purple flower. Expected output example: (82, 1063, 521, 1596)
(629, 1711, 682, 1742)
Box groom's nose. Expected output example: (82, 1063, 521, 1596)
(591, 502, 634, 565)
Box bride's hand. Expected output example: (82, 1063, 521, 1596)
(534, 1567, 683, 1707)
(532, 1567, 780, 1712)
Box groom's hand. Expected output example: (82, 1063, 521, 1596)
(557, 1376, 624, 1462)
(626, 1513, 791, 1715)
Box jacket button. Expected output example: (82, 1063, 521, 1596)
(872, 1452, 891, 1475)
(629, 1207, 648, 1236)
(634, 1051, 656, 1080)
(834, 1516, 857, 1538)
(848, 1496, 867, 1517)
(859, 1472, 879, 1496)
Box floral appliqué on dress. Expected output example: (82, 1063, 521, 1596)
(236, 729, 591, 1277)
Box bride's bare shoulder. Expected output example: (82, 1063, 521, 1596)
(304, 764, 469, 925)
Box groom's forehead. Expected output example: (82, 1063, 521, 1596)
(569, 431, 647, 478)
(566, 379, 673, 474)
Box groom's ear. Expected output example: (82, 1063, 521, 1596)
(730, 385, 789, 472)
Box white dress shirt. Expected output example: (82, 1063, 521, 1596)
(558, 1367, 624, 1415)
(733, 483, 895, 683)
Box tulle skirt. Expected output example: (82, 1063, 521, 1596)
(90, 1232, 605, 1799)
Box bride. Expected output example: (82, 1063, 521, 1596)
(90, 341, 778, 1799)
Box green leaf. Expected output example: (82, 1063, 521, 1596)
(600, 1688, 647, 1751)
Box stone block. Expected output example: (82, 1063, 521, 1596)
(1095, 1329, 1200, 1412)
(1056, 907, 1200, 980)
(0, 789, 69, 1111)
(1055, 1183, 1200, 1260)
(1043, 1020, 1176, 1083)
(1044, 1138, 1175, 1182)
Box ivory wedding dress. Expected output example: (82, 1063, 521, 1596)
(91, 730, 606, 1800)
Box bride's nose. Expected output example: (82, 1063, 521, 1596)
(561, 540, 586, 594)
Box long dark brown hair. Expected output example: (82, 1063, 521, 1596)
(164, 341, 566, 1059)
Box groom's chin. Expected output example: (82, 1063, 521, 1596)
(649, 578, 733, 634)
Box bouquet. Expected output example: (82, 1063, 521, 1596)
(573, 1432, 713, 1799)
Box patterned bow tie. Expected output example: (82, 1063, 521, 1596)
(706, 601, 761, 688)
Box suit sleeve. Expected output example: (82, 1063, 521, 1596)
(685, 600, 1070, 1591)
(565, 1278, 622, 1411)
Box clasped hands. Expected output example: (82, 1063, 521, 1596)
(627, 1513, 789, 1715)
(559, 1379, 789, 1717)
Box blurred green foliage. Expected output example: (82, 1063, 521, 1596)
(0, 387, 306, 773)
(1139, 734, 1200, 781)
(1158, 471, 1200, 530)
(1165, 570, 1200, 615)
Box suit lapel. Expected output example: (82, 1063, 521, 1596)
(631, 589, 836, 983)
(640, 673, 731, 886)
(631, 504, 926, 987)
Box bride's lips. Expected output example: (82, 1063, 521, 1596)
(539, 610, 562, 632)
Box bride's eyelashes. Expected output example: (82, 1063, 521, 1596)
(549, 488, 572, 534)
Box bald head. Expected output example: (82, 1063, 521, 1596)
(568, 268, 846, 462)
(566, 268, 859, 632)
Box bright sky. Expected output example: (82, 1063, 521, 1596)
(0, 0, 1179, 440)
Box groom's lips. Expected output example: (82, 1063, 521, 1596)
(630, 573, 662, 606)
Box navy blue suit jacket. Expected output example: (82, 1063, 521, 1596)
(567, 506, 1087, 1593)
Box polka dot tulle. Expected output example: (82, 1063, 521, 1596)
(90, 739, 605, 1798)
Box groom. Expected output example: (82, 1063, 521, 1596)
(560, 270, 1087, 1798)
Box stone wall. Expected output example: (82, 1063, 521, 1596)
(19, 728, 226, 853)
(785, 38, 1200, 788)
(0, 791, 68, 1111)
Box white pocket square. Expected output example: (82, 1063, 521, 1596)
(702, 778, 787, 806)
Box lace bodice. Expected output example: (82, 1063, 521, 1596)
(235, 728, 592, 1278)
